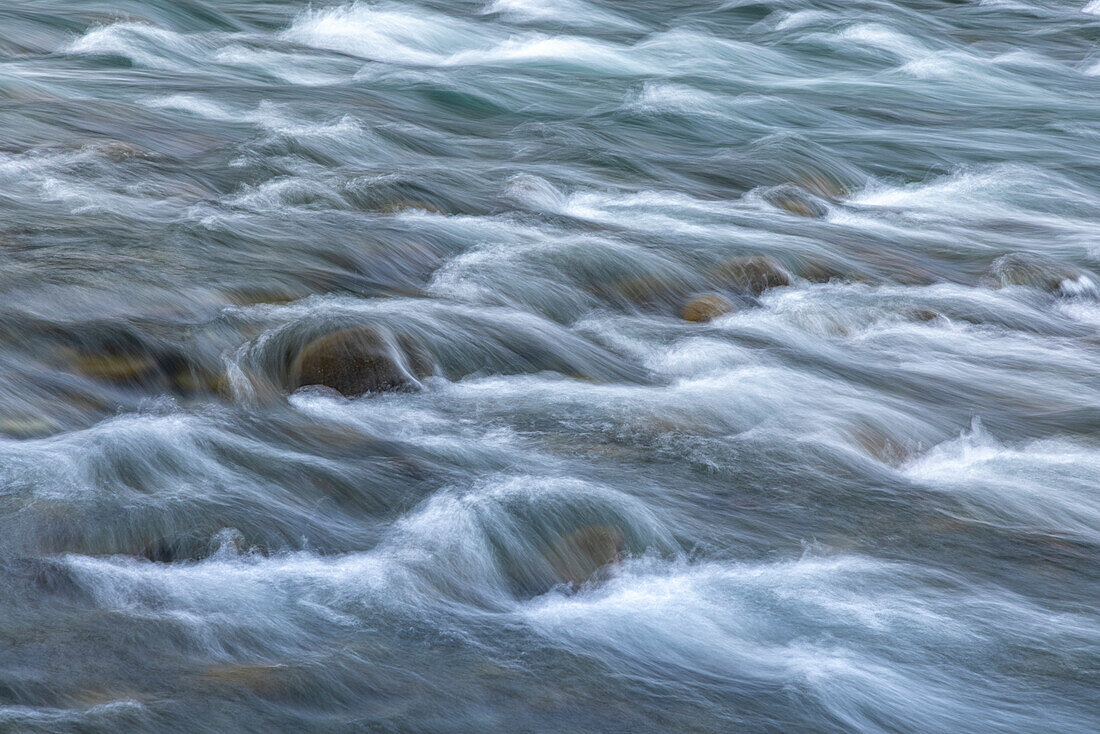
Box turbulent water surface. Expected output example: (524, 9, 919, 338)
(1, 1, 1099, 732)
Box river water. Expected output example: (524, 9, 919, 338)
(1, 1, 1098, 732)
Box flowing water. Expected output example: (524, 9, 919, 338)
(1, 1, 1099, 732)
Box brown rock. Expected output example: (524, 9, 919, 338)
(589, 272, 693, 308)
(680, 293, 734, 322)
(709, 255, 791, 296)
(763, 185, 829, 218)
(545, 526, 626, 587)
(852, 424, 914, 467)
(377, 200, 444, 214)
(69, 351, 157, 383)
(290, 327, 432, 397)
(982, 253, 1093, 295)
(197, 664, 298, 696)
(796, 259, 857, 284)
(796, 173, 850, 201)
(909, 308, 945, 324)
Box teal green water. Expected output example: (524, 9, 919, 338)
(1, 1, 1098, 732)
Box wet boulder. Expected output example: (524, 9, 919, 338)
(851, 423, 916, 467)
(680, 293, 735, 323)
(908, 308, 948, 324)
(289, 326, 434, 397)
(377, 199, 444, 215)
(589, 272, 698, 311)
(982, 253, 1097, 296)
(57, 325, 224, 398)
(544, 525, 626, 588)
(709, 255, 792, 296)
(762, 184, 829, 218)
(794, 257, 868, 284)
(794, 172, 851, 201)
(69, 349, 158, 384)
(196, 663, 311, 699)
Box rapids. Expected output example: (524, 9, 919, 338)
(0, 1, 1098, 732)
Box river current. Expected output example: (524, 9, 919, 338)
(1, 1, 1098, 732)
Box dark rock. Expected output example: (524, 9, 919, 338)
(289, 326, 433, 397)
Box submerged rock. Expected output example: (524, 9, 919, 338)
(60, 330, 224, 399)
(290, 326, 433, 397)
(709, 255, 792, 296)
(795, 258, 865, 284)
(544, 525, 626, 588)
(908, 308, 948, 324)
(0, 416, 57, 439)
(852, 424, 915, 467)
(762, 184, 829, 218)
(795, 173, 851, 201)
(377, 200, 444, 214)
(680, 293, 735, 322)
(982, 253, 1097, 296)
(196, 664, 304, 698)
(589, 272, 695, 309)
(69, 350, 158, 383)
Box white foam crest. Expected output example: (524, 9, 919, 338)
(485, 0, 643, 31)
(146, 95, 366, 140)
(635, 28, 792, 77)
(1056, 299, 1100, 327)
(904, 420, 1100, 540)
(774, 10, 834, 31)
(146, 93, 240, 121)
(838, 23, 925, 56)
(0, 148, 195, 217)
(895, 48, 1051, 93)
(827, 23, 930, 61)
(898, 49, 977, 79)
(624, 81, 724, 115)
(284, 3, 489, 66)
(426, 224, 678, 316)
(212, 45, 351, 86)
(520, 551, 1097, 728)
(841, 164, 1099, 228)
(64, 22, 213, 70)
(1059, 274, 1099, 297)
(504, 174, 751, 234)
(0, 701, 148, 727)
(444, 34, 641, 72)
(1084, 0, 1100, 15)
(62, 549, 391, 647)
(36, 176, 171, 216)
(53, 470, 673, 638)
(285, 2, 643, 73)
(224, 176, 346, 211)
(0, 412, 234, 501)
(444, 353, 928, 452)
(521, 554, 961, 683)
